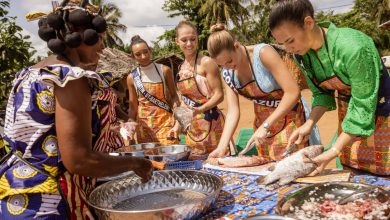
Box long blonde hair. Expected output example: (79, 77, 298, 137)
(207, 23, 236, 58)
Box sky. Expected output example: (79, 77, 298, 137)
(8, 0, 354, 57)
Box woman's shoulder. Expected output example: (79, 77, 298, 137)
(38, 64, 108, 89)
(199, 54, 216, 66)
(331, 26, 376, 55)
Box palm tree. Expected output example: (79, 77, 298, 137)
(91, 0, 127, 48)
(198, 0, 249, 28)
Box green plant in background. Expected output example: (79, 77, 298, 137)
(0, 0, 35, 109)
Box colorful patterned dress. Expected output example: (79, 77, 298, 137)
(295, 22, 390, 175)
(94, 72, 124, 153)
(176, 57, 225, 160)
(0, 65, 107, 219)
(222, 44, 321, 161)
(131, 63, 178, 146)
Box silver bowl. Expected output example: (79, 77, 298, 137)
(88, 170, 223, 220)
(276, 182, 390, 218)
(146, 145, 191, 162)
(111, 143, 161, 156)
(96, 171, 134, 183)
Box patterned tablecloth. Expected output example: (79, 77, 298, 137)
(201, 169, 390, 220)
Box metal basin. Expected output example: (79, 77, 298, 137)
(276, 182, 390, 218)
(88, 170, 223, 220)
(111, 143, 161, 156)
(146, 145, 191, 162)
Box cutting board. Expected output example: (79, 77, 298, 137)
(294, 169, 351, 184)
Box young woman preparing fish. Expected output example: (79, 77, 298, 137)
(207, 24, 320, 161)
(270, 0, 389, 175)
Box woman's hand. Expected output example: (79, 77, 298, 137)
(120, 121, 138, 141)
(287, 122, 313, 147)
(239, 126, 269, 155)
(167, 122, 181, 140)
(303, 147, 340, 176)
(132, 157, 153, 183)
(192, 106, 203, 116)
(208, 147, 228, 158)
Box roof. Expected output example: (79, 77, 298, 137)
(154, 53, 184, 76)
(96, 48, 136, 80)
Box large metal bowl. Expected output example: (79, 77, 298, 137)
(88, 170, 223, 220)
(276, 182, 390, 218)
(146, 145, 191, 162)
(111, 143, 161, 156)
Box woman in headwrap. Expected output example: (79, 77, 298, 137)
(0, 1, 152, 219)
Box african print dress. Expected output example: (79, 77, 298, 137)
(295, 22, 390, 175)
(176, 58, 225, 160)
(0, 65, 107, 219)
(222, 44, 321, 161)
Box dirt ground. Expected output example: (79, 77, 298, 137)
(218, 89, 339, 168)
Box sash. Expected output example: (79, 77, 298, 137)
(132, 68, 172, 113)
(181, 94, 219, 122)
(221, 69, 281, 108)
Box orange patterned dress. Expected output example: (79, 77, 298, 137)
(176, 59, 225, 159)
(131, 63, 178, 146)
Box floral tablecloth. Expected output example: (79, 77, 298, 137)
(201, 169, 390, 219)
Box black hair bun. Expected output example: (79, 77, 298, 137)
(131, 35, 141, 43)
(68, 9, 91, 27)
(38, 17, 48, 28)
(38, 27, 57, 41)
(83, 29, 99, 45)
(92, 15, 107, 33)
(47, 13, 65, 30)
(65, 32, 82, 48)
(48, 39, 66, 54)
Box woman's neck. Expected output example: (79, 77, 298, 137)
(184, 52, 197, 67)
(311, 25, 326, 52)
(139, 61, 153, 67)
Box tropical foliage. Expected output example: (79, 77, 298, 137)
(0, 0, 35, 108)
(91, 0, 127, 48)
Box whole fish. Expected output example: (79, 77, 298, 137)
(257, 145, 324, 185)
(207, 155, 268, 168)
(173, 106, 193, 132)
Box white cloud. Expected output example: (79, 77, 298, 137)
(11, 0, 353, 58)
(21, 29, 49, 58)
(311, 0, 354, 13)
(12, 0, 182, 57)
(19, 0, 52, 13)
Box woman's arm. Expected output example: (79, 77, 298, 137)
(162, 65, 180, 108)
(209, 85, 240, 157)
(55, 78, 152, 180)
(196, 57, 224, 112)
(260, 46, 300, 126)
(126, 75, 139, 122)
(287, 105, 327, 146)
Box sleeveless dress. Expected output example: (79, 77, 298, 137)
(131, 63, 178, 146)
(176, 55, 225, 160)
(222, 44, 321, 161)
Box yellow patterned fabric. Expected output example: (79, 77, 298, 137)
(136, 82, 178, 145)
